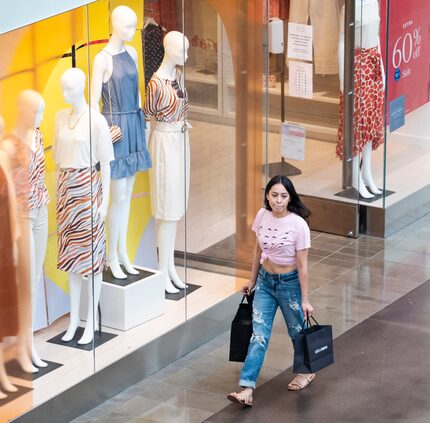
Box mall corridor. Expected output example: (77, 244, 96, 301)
(71, 209, 430, 423)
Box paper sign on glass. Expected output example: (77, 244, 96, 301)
(288, 61, 313, 99)
(280, 122, 306, 161)
(287, 22, 313, 61)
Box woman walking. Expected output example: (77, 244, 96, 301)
(228, 175, 315, 406)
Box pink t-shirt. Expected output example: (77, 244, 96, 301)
(252, 208, 311, 266)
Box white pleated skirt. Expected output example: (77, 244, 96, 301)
(149, 121, 190, 221)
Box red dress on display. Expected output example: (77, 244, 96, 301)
(336, 47, 385, 159)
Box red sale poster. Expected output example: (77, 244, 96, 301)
(379, 0, 430, 115)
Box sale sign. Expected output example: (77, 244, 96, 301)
(380, 0, 430, 115)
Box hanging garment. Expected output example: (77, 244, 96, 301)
(148, 0, 177, 32)
(143, 23, 164, 88)
(101, 50, 152, 179)
(289, 0, 339, 74)
(270, 0, 290, 20)
(336, 47, 384, 159)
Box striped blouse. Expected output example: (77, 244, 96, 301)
(29, 128, 49, 210)
(143, 68, 188, 123)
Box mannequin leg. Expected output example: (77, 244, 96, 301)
(16, 216, 38, 373)
(78, 273, 103, 345)
(352, 155, 373, 199)
(158, 221, 180, 293)
(361, 142, 382, 194)
(0, 344, 17, 393)
(117, 175, 138, 275)
(167, 224, 186, 289)
(62, 273, 83, 342)
(108, 179, 128, 279)
(29, 206, 48, 368)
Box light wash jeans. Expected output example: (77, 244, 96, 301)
(239, 267, 304, 389)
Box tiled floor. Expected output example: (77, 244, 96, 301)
(71, 212, 430, 423)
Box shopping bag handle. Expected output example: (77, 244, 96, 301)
(240, 290, 255, 305)
(300, 315, 319, 330)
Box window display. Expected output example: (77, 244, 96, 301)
(1, 0, 428, 421)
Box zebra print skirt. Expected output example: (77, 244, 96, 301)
(56, 167, 106, 275)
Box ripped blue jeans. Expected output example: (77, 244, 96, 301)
(239, 267, 304, 389)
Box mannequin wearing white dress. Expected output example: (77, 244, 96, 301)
(55, 68, 113, 345)
(338, 0, 384, 198)
(91, 6, 150, 280)
(144, 31, 190, 293)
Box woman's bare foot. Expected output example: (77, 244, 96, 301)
(227, 387, 253, 406)
(287, 373, 315, 391)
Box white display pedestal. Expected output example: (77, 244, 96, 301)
(80, 265, 165, 331)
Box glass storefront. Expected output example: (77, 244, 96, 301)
(0, 0, 429, 421)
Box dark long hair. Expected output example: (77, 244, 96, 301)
(263, 175, 310, 221)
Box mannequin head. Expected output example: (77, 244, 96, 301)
(16, 90, 44, 130)
(163, 31, 189, 66)
(111, 5, 137, 42)
(61, 68, 86, 105)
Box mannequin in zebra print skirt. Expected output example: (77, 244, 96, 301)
(54, 68, 114, 345)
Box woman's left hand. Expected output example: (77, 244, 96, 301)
(302, 300, 314, 320)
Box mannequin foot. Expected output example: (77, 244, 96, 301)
(119, 255, 139, 275)
(1, 377, 18, 393)
(17, 352, 38, 374)
(359, 180, 374, 199)
(362, 177, 382, 195)
(0, 390, 7, 400)
(162, 273, 179, 294)
(77, 325, 94, 345)
(109, 260, 127, 279)
(61, 322, 80, 342)
(32, 351, 48, 368)
(169, 266, 187, 289)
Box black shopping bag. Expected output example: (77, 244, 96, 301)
(229, 292, 254, 362)
(293, 316, 334, 373)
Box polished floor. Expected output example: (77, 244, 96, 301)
(71, 212, 430, 423)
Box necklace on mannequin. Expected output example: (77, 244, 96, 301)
(68, 105, 88, 130)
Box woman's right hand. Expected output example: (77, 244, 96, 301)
(241, 282, 255, 295)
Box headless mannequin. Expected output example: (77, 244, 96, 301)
(91, 5, 140, 279)
(59, 69, 111, 345)
(339, 0, 384, 198)
(146, 31, 189, 294)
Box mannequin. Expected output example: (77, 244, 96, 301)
(143, 31, 190, 294)
(91, 5, 151, 280)
(54, 68, 114, 345)
(337, 0, 384, 198)
(0, 126, 20, 397)
(7, 91, 44, 373)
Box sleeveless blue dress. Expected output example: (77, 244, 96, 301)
(101, 50, 151, 179)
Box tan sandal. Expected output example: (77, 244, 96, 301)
(227, 390, 253, 406)
(287, 373, 315, 391)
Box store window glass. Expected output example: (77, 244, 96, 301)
(0, 0, 270, 421)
